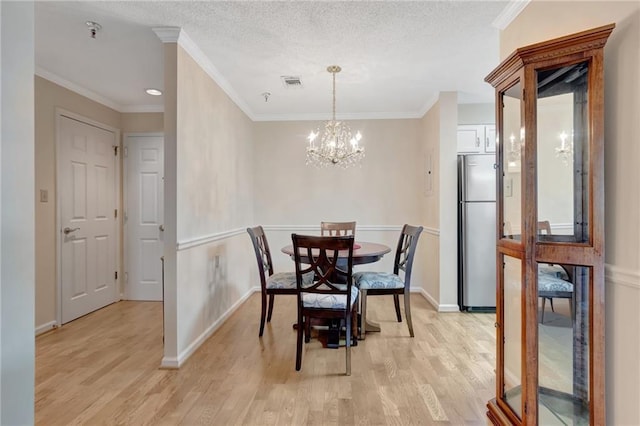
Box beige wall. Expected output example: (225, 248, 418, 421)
(34, 76, 163, 331)
(420, 100, 441, 304)
(170, 45, 255, 363)
(252, 119, 427, 281)
(502, 2, 640, 424)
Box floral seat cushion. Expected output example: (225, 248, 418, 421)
(353, 271, 405, 290)
(538, 269, 573, 292)
(302, 285, 359, 309)
(266, 271, 314, 290)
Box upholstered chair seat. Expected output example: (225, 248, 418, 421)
(354, 271, 404, 290)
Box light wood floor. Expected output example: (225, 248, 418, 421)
(36, 293, 497, 425)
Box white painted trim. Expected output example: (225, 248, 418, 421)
(492, 0, 531, 30)
(253, 110, 427, 122)
(161, 285, 256, 368)
(152, 27, 181, 43)
(417, 94, 440, 118)
(177, 224, 415, 251)
(177, 227, 245, 251)
(120, 104, 164, 113)
(424, 227, 440, 236)
(550, 222, 573, 232)
(417, 287, 460, 312)
(153, 27, 256, 121)
(36, 67, 163, 114)
(35, 321, 57, 336)
(605, 264, 640, 290)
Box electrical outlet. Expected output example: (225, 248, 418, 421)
(40, 189, 48, 203)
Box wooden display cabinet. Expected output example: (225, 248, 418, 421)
(484, 24, 614, 425)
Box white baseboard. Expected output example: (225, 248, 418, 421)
(161, 286, 259, 369)
(415, 288, 460, 312)
(35, 320, 58, 336)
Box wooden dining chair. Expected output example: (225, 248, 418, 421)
(353, 224, 423, 339)
(320, 221, 356, 236)
(292, 234, 357, 375)
(247, 226, 301, 337)
(537, 221, 574, 323)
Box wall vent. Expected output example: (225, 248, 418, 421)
(281, 76, 303, 88)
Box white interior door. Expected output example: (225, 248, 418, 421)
(59, 115, 118, 324)
(124, 134, 164, 301)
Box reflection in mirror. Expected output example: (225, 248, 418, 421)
(502, 255, 522, 418)
(538, 264, 590, 425)
(502, 81, 522, 240)
(537, 62, 590, 243)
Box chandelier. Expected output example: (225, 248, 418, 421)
(306, 65, 364, 168)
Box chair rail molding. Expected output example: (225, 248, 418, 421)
(605, 264, 640, 290)
(177, 227, 246, 251)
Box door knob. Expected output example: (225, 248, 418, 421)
(159, 224, 165, 232)
(63, 227, 80, 235)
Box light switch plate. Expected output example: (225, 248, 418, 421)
(40, 189, 48, 203)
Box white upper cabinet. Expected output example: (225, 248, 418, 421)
(457, 124, 496, 153)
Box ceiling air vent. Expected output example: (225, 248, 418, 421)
(281, 76, 303, 88)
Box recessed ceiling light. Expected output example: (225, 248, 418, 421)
(145, 88, 162, 96)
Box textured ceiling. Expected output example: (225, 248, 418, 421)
(35, 1, 512, 120)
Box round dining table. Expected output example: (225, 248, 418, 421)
(280, 241, 391, 265)
(281, 241, 392, 339)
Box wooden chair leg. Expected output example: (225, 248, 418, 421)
(304, 315, 311, 343)
(540, 297, 546, 323)
(359, 289, 367, 340)
(393, 294, 402, 322)
(345, 313, 351, 376)
(259, 291, 267, 337)
(351, 307, 358, 346)
(296, 309, 304, 371)
(403, 291, 414, 337)
(549, 297, 555, 312)
(267, 294, 275, 322)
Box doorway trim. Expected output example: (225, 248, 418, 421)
(55, 108, 122, 326)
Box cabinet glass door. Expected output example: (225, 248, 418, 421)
(502, 254, 523, 419)
(537, 264, 591, 424)
(536, 61, 590, 243)
(502, 81, 523, 240)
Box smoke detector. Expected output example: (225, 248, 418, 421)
(281, 76, 303, 88)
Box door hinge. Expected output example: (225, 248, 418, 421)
(113, 145, 119, 156)
(114, 209, 118, 218)
(115, 271, 118, 280)
(524, 402, 528, 414)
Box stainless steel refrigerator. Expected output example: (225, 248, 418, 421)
(458, 154, 496, 311)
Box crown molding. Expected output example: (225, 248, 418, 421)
(492, 0, 531, 30)
(36, 67, 164, 114)
(252, 110, 426, 122)
(417, 93, 440, 118)
(120, 104, 164, 113)
(36, 67, 122, 112)
(153, 26, 256, 121)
